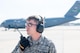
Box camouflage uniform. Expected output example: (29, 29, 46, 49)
(12, 36, 56, 53)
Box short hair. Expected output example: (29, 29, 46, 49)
(26, 15, 41, 25)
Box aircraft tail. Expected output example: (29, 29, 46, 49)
(65, 0, 80, 18)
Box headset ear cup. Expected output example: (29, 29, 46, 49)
(36, 24, 44, 33)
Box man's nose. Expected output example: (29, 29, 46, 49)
(26, 25, 29, 28)
(26, 26, 28, 31)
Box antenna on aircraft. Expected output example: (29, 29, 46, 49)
(43, 17, 46, 28)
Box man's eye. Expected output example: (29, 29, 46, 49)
(28, 23, 32, 27)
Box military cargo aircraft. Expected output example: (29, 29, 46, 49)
(0, 0, 80, 30)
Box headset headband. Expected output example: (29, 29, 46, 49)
(35, 15, 43, 25)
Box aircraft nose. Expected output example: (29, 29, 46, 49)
(1, 22, 5, 27)
(0, 21, 7, 27)
(0, 24, 1, 27)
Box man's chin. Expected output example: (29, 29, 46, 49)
(27, 32, 30, 35)
(27, 33, 29, 35)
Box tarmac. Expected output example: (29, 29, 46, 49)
(0, 26, 80, 53)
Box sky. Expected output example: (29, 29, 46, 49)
(0, 0, 79, 24)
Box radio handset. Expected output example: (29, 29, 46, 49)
(17, 29, 30, 51)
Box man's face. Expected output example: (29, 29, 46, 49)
(26, 19, 37, 36)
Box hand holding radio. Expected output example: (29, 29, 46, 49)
(19, 35, 30, 51)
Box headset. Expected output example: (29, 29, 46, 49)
(27, 15, 44, 33)
(34, 15, 44, 33)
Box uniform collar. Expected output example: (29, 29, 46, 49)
(27, 35, 44, 45)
